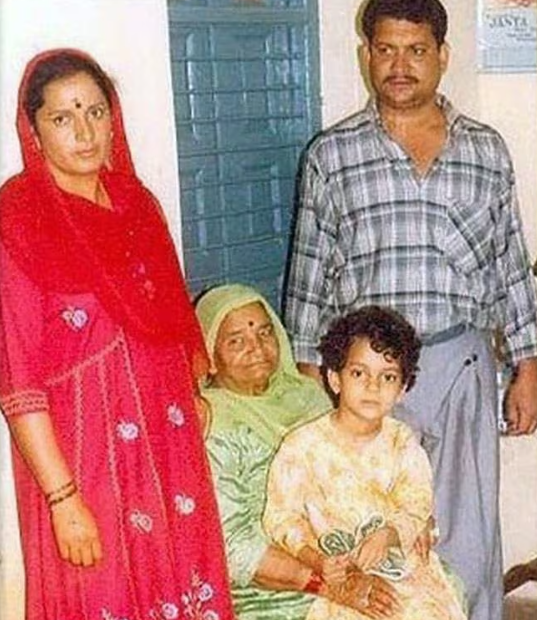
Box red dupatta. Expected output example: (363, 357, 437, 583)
(0, 49, 208, 378)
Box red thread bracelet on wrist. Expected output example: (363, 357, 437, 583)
(303, 570, 324, 594)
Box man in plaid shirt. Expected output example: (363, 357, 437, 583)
(285, 1, 537, 619)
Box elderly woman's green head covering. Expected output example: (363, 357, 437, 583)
(195, 284, 330, 442)
(196, 283, 299, 381)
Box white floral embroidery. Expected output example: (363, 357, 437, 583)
(149, 601, 179, 620)
(167, 403, 185, 427)
(198, 583, 214, 603)
(182, 572, 220, 620)
(61, 307, 88, 331)
(129, 510, 153, 534)
(174, 493, 196, 515)
(116, 421, 140, 442)
(161, 602, 179, 619)
(101, 608, 129, 620)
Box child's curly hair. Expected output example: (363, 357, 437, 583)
(318, 306, 422, 403)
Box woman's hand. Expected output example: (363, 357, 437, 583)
(51, 493, 103, 567)
(9, 412, 102, 567)
(352, 525, 400, 572)
(253, 544, 401, 617)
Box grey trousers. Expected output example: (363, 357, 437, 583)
(396, 329, 502, 620)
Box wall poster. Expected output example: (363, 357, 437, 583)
(478, 0, 537, 72)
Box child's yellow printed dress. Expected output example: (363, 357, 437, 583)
(263, 415, 466, 620)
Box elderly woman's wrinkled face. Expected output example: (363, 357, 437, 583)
(212, 302, 279, 396)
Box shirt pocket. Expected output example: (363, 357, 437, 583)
(332, 207, 379, 307)
(442, 198, 495, 276)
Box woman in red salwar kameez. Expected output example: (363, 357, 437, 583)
(0, 49, 234, 620)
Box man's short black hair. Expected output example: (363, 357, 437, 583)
(360, 0, 448, 46)
(318, 305, 421, 404)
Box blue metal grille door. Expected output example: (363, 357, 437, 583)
(168, 0, 320, 307)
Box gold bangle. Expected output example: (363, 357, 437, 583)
(45, 479, 75, 502)
(48, 484, 78, 509)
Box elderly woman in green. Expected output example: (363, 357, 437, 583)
(195, 284, 400, 620)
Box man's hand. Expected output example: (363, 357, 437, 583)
(413, 515, 439, 562)
(505, 358, 537, 435)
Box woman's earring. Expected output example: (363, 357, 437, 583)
(31, 127, 42, 151)
(105, 135, 113, 169)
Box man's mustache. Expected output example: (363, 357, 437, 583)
(384, 76, 418, 84)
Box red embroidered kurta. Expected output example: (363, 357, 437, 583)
(0, 49, 233, 620)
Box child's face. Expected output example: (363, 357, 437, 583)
(328, 337, 405, 433)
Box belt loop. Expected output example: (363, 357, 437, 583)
(421, 324, 468, 347)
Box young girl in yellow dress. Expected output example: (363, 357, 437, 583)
(263, 306, 466, 620)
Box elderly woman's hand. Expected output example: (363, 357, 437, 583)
(323, 570, 401, 619)
(51, 493, 103, 567)
(321, 554, 352, 586)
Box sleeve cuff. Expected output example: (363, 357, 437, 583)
(505, 341, 537, 368)
(0, 389, 50, 418)
(504, 313, 537, 367)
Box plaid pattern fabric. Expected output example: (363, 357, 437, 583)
(285, 96, 537, 366)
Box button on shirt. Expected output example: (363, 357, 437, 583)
(285, 96, 537, 367)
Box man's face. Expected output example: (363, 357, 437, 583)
(363, 18, 449, 111)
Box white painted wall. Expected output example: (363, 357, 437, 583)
(479, 73, 537, 253)
(0, 1, 180, 618)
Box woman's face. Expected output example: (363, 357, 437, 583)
(212, 302, 280, 396)
(33, 71, 112, 192)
